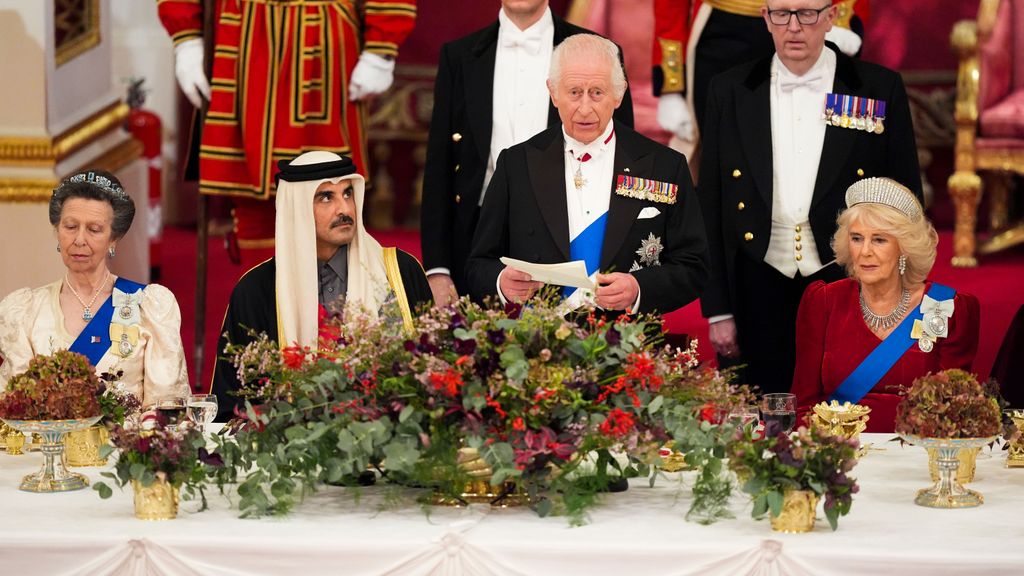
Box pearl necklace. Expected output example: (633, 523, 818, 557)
(65, 271, 110, 321)
(859, 285, 910, 331)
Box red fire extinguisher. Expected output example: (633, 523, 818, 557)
(125, 79, 164, 282)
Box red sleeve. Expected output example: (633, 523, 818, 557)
(362, 1, 417, 58)
(939, 291, 980, 371)
(156, 0, 204, 46)
(791, 281, 831, 427)
(652, 0, 695, 95)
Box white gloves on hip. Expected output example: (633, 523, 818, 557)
(173, 39, 211, 109)
(826, 26, 863, 57)
(349, 52, 396, 101)
(656, 93, 696, 142)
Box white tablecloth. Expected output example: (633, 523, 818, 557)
(1, 433, 1022, 576)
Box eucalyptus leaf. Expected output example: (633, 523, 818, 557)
(767, 490, 784, 518)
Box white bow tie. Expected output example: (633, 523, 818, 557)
(778, 70, 824, 93)
(501, 31, 542, 55)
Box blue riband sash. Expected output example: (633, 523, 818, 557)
(563, 213, 608, 298)
(829, 282, 956, 405)
(69, 277, 146, 367)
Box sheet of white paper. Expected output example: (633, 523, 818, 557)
(499, 257, 596, 290)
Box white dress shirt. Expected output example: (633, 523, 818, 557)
(427, 8, 554, 279)
(483, 7, 554, 204)
(765, 48, 836, 278)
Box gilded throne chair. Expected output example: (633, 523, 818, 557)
(949, 0, 1024, 266)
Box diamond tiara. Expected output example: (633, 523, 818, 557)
(844, 177, 922, 222)
(54, 171, 128, 200)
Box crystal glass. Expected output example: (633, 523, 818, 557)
(761, 393, 797, 435)
(186, 394, 218, 432)
(154, 397, 187, 430)
(727, 404, 761, 430)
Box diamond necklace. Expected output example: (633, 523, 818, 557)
(65, 270, 110, 321)
(859, 285, 910, 331)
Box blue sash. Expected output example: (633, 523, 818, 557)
(563, 213, 608, 299)
(829, 282, 956, 405)
(69, 277, 146, 367)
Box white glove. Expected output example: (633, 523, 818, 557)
(656, 93, 695, 142)
(348, 52, 396, 101)
(826, 26, 863, 56)
(174, 38, 211, 108)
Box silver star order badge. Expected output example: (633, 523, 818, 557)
(635, 233, 664, 266)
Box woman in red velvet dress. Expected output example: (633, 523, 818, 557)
(791, 178, 980, 432)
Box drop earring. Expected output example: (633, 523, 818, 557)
(108, 247, 116, 259)
(898, 254, 906, 276)
(57, 244, 61, 253)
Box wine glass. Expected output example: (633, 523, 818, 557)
(727, 404, 762, 434)
(154, 397, 187, 430)
(186, 394, 218, 433)
(761, 393, 797, 436)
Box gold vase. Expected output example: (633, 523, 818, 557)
(132, 478, 180, 520)
(928, 446, 980, 484)
(431, 447, 529, 507)
(65, 425, 110, 467)
(770, 489, 819, 533)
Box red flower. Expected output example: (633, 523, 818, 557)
(599, 408, 636, 437)
(512, 417, 526, 431)
(317, 304, 341, 343)
(700, 402, 720, 424)
(428, 368, 464, 397)
(282, 346, 306, 369)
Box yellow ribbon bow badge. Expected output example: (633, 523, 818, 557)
(109, 324, 140, 358)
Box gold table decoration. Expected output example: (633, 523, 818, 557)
(5, 431, 25, 455)
(0, 420, 11, 448)
(928, 446, 980, 484)
(0, 416, 101, 492)
(132, 478, 180, 520)
(770, 489, 819, 533)
(64, 424, 110, 467)
(658, 441, 690, 472)
(900, 434, 997, 508)
(809, 401, 870, 456)
(431, 447, 529, 508)
(1008, 410, 1024, 469)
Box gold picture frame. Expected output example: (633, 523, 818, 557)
(55, 0, 101, 67)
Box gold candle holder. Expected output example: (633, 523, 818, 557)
(1007, 411, 1024, 468)
(809, 401, 871, 456)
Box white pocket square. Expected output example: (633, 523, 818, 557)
(637, 207, 661, 220)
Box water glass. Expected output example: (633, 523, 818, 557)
(186, 394, 218, 432)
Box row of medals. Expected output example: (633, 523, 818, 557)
(824, 108, 885, 134)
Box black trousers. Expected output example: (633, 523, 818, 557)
(720, 255, 845, 395)
(693, 10, 774, 135)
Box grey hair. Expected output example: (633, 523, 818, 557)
(548, 34, 627, 100)
(49, 169, 135, 240)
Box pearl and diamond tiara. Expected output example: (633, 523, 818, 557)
(844, 177, 922, 222)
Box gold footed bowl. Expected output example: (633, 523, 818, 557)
(900, 435, 997, 508)
(770, 489, 819, 533)
(0, 416, 102, 492)
(132, 478, 180, 520)
(430, 447, 529, 508)
(65, 425, 110, 467)
(928, 446, 980, 484)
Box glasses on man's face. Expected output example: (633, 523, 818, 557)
(766, 5, 831, 26)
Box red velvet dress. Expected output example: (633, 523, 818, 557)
(791, 278, 980, 432)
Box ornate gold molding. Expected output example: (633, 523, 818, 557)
(55, 0, 101, 67)
(0, 136, 143, 204)
(0, 101, 129, 167)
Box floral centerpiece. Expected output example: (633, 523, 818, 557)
(894, 369, 1001, 439)
(894, 369, 1002, 508)
(727, 425, 860, 531)
(0, 350, 104, 491)
(211, 296, 752, 524)
(93, 423, 222, 520)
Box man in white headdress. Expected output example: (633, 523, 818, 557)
(211, 152, 431, 421)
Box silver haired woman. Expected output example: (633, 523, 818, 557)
(791, 177, 980, 432)
(0, 170, 190, 407)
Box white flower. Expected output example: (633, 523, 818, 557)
(761, 449, 774, 460)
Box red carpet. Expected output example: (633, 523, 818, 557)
(163, 227, 1024, 392)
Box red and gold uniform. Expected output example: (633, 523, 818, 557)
(157, 0, 416, 267)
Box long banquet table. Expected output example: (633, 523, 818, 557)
(1, 433, 1022, 576)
